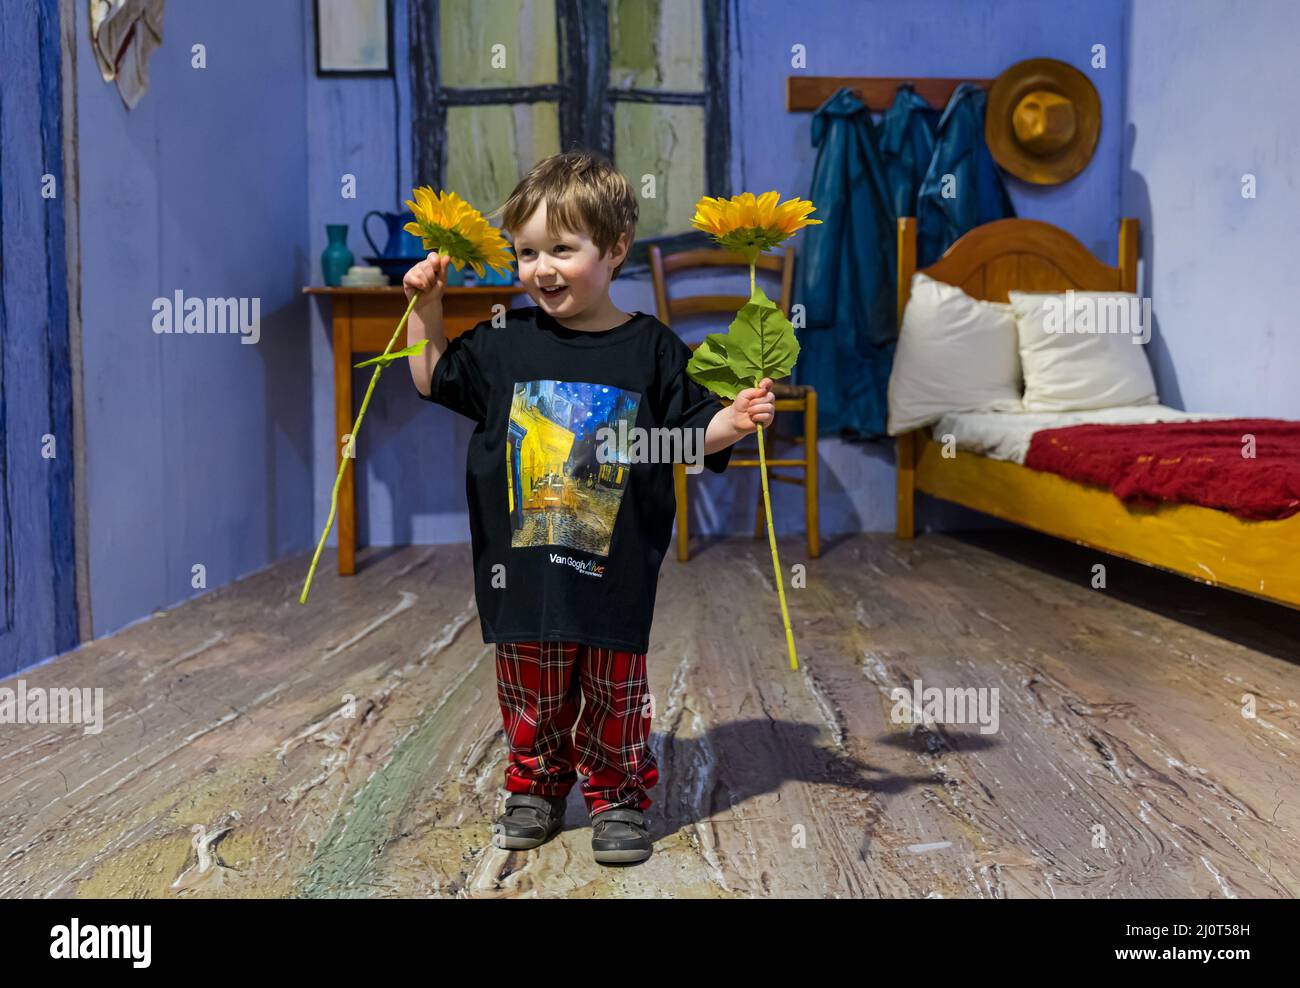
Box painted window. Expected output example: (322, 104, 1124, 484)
(412, 0, 731, 272)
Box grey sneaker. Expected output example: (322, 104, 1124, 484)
(590, 807, 652, 864)
(493, 793, 568, 850)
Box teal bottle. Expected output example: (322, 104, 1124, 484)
(321, 224, 354, 286)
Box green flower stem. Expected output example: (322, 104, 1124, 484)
(300, 290, 422, 603)
(756, 418, 798, 670)
(748, 258, 798, 670)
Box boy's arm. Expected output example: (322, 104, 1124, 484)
(407, 297, 447, 397)
(659, 360, 734, 474)
(701, 403, 751, 455)
(404, 252, 451, 396)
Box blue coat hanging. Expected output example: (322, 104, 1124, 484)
(916, 82, 1017, 268)
(793, 87, 899, 440)
(880, 83, 941, 221)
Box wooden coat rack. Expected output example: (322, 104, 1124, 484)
(787, 76, 992, 113)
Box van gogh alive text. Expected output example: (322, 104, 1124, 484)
(550, 553, 606, 577)
(152, 291, 261, 344)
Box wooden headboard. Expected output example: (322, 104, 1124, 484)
(896, 217, 1140, 329)
(892, 215, 1140, 539)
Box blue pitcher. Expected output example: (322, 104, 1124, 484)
(363, 210, 425, 259)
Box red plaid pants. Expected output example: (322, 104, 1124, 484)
(493, 640, 659, 817)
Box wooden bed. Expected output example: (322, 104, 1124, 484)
(893, 216, 1300, 611)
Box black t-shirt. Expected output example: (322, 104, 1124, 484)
(416, 304, 733, 653)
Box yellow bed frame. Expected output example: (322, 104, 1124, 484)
(894, 216, 1300, 611)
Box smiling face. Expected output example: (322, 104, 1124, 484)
(511, 200, 629, 320)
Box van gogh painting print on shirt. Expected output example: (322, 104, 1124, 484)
(507, 379, 641, 557)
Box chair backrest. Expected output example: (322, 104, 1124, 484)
(649, 246, 796, 332)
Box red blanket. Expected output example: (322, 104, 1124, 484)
(1024, 418, 1300, 520)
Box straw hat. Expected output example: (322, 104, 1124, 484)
(985, 58, 1100, 185)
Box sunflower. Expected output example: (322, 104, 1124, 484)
(403, 187, 515, 279)
(691, 191, 821, 259)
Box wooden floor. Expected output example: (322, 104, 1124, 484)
(2, 531, 1298, 898)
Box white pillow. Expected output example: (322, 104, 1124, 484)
(1008, 290, 1158, 412)
(887, 272, 1022, 435)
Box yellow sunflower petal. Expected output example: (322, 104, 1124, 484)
(398, 186, 516, 277)
(690, 191, 823, 254)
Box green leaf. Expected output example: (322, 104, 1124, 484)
(354, 338, 430, 369)
(685, 332, 747, 400)
(684, 285, 799, 398)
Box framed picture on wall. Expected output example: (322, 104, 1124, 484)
(315, 0, 393, 76)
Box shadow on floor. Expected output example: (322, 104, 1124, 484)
(559, 718, 1001, 846)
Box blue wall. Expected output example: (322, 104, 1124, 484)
(741, 0, 1126, 259)
(77, 0, 310, 638)
(1, 1, 78, 675)
(1123, 0, 1300, 419)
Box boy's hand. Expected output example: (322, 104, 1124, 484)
(730, 378, 776, 434)
(403, 251, 450, 308)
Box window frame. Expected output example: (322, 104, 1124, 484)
(410, 0, 732, 277)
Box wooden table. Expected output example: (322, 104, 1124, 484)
(303, 285, 528, 574)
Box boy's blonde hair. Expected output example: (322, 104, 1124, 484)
(490, 150, 639, 280)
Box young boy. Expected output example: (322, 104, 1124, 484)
(405, 150, 774, 865)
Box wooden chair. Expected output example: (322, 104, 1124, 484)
(649, 244, 820, 562)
